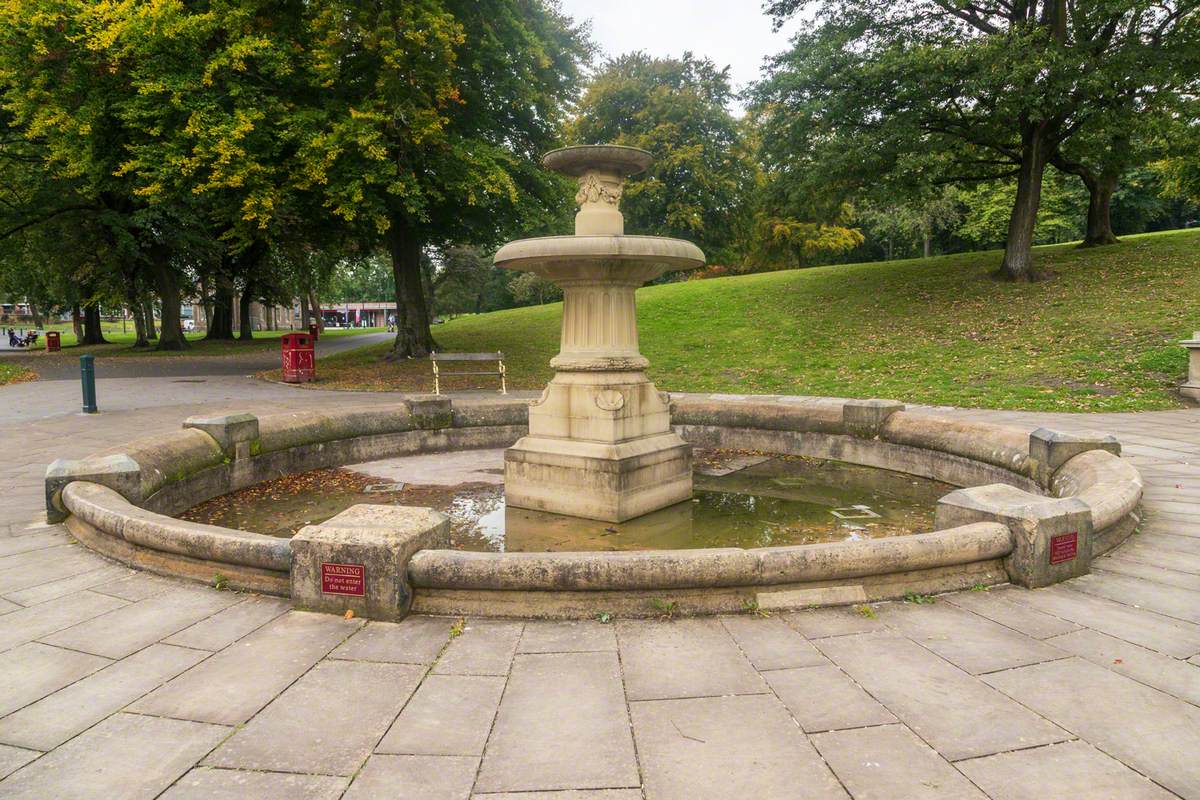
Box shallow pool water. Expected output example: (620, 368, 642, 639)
(179, 450, 951, 552)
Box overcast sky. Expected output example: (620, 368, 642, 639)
(557, 0, 808, 112)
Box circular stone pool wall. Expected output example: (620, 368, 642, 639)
(45, 393, 1142, 619)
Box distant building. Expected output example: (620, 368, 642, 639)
(319, 302, 395, 328)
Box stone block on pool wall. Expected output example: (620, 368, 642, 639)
(1028, 427, 1120, 487)
(935, 483, 1092, 589)
(44, 454, 141, 523)
(842, 399, 905, 438)
(183, 413, 260, 459)
(402, 395, 453, 430)
(291, 505, 450, 621)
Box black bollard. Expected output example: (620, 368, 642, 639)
(80, 354, 97, 413)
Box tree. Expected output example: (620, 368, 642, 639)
(298, 0, 590, 359)
(760, 0, 1200, 281)
(569, 52, 752, 263)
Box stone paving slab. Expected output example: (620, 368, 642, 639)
(719, 614, 828, 670)
(474, 792, 643, 800)
(2, 564, 132, 606)
(162, 595, 291, 651)
(433, 619, 523, 676)
(0, 597, 17, 615)
(1094, 558, 1200, 591)
(91, 572, 176, 601)
(944, 588, 1083, 640)
(985, 657, 1200, 799)
(618, 618, 766, 700)
(813, 723, 987, 799)
(331, 616, 452, 663)
(876, 600, 1066, 674)
(0, 641, 111, 717)
(131, 611, 360, 724)
(205, 659, 423, 776)
(1046, 628, 1200, 707)
(0, 531, 68, 558)
(0, 546, 109, 594)
(956, 740, 1176, 800)
(377, 673, 505, 756)
(475, 652, 638, 794)
(815, 633, 1070, 761)
(0, 712, 229, 800)
(0, 744, 38, 780)
(1005, 586, 1200, 658)
(1109, 544, 1200, 575)
(1069, 571, 1200, 624)
(0, 588, 128, 651)
(344, 754, 478, 800)
(782, 606, 886, 639)
(160, 767, 350, 800)
(42, 585, 240, 658)
(0, 642, 208, 750)
(517, 620, 618, 653)
(764, 664, 897, 732)
(630, 693, 848, 800)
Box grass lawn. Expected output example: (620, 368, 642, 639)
(0, 362, 36, 386)
(23, 326, 383, 358)
(281, 228, 1200, 412)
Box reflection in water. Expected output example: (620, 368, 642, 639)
(181, 451, 951, 552)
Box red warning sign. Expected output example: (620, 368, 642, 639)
(321, 562, 365, 596)
(1049, 532, 1078, 565)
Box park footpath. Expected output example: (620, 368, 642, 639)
(0, 373, 1199, 798)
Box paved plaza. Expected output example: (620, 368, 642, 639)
(1, 369, 1199, 798)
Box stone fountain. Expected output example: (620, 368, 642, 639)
(495, 145, 705, 522)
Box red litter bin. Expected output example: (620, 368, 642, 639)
(308, 321, 320, 341)
(281, 332, 315, 383)
(45, 331, 61, 352)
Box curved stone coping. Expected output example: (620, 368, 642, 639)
(62, 481, 290, 572)
(1051, 449, 1144, 531)
(408, 523, 1013, 592)
(493, 235, 705, 271)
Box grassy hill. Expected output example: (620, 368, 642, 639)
(294, 228, 1200, 412)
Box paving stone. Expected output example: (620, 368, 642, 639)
(617, 618, 765, 700)
(877, 601, 1065, 674)
(0, 642, 208, 750)
(0, 531, 68, 558)
(815, 633, 1068, 761)
(0, 641, 111, 717)
(1112, 544, 1200, 576)
(630, 693, 848, 800)
(433, 619, 523, 676)
(332, 615, 452, 663)
(1069, 571, 1200, 624)
(131, 611, 360, 724)
(0, 597, 18, 615)
(2, 564, 132, 606)
(518, 620, 617, 653)
(1045, 628, 1200, 707)
(0, 546, 109, 594)
(377, 674, 504, 756)
(985, 657, 1200, 798)
(1005, 585, 1200, 658)
(782, 605, 885, 638)
(813, 723, 987, 799)
(719, 614, 827, 670)
(0, 744, 38, 780)
(944, 588, 1082, 639)
(160, 767, 349, 800)
(474, 792, 643, 800)
(205, 659, 422, 776)
(956, 740, 1176, 800)
(764, 664, 896, 732)
(90, 573, 176, 601)
(163, 596, 291, 651)
(42, 585, 240, 658)
(1094, 558, 1200, 591)
(475, 652, 638, 794)
(0, 712, 228, 800)
(0, 588, 127, 652)
(343, 754, 478, 800)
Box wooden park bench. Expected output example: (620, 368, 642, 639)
(430, 351, 507, 395)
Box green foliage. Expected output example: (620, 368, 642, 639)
(903, 590, 936, 605)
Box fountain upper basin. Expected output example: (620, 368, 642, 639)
(494, 234, 705, 276)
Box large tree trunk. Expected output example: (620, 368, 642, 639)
(81, 303, 107, 345)
(207, 277, 235, 340)
(299, 293, 311, 330)
(999, 121, 1053, 282)
(238, 287, 254, 341)
(126, 287, 149, 348)
(384, 219, 435, 359)
(199, 274, 212, 332)
(307, 288, 323, 332)
(922, 233, 931, 259)
(29, 303, 43, 329)
(1080, 173, 1119, 247)
(71, 304, 83, 340)
(142, 297, 157, 340)
(150, 251, 188, 351)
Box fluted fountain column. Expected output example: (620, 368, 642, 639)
(495, 145, 705, 522)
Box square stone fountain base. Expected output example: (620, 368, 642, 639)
(504, 432, 693, 522)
